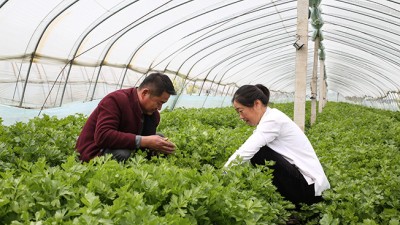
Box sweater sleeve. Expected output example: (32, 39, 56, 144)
(93, 94, 138, 149)
(224, 112, 281, 168)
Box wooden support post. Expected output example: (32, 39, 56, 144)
(323, 77, 327, 108)
(310, 37, 319, 125)
(294, 0, 309, 131)
(318, 59, 325, 113)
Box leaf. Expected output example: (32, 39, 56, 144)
(81, 192, 100, 208)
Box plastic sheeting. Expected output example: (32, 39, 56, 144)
(0, 0, 399, 109)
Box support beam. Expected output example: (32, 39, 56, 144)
(293, 0, 309, 131)
(310, 37, 319, 125)
(323, 78, 327, 108)
(318, 59, 325, 113)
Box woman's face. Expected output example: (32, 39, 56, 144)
(233, 100, 263, 126)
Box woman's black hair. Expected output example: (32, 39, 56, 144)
(232, 84, 270, 107)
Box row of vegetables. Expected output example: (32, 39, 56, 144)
(0, 102, 399, 224)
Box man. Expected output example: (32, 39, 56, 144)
(76, 72, 177, 162)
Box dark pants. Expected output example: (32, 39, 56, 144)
(250, 145, 322, 208)
(101, 133, 165, 162)
(102, 148, 133, 162)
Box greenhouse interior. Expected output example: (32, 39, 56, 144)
(0, 0, 399, 224)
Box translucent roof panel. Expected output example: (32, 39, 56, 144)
(0, 0, 399, 108)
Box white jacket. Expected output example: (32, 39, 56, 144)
(224, 107, 330, 196)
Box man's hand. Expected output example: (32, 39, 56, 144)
(140, 135, 176, 155)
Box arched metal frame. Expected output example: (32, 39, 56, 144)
(0, 0, 399, 109)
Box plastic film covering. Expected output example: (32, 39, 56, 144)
(0, 0, 399, 110)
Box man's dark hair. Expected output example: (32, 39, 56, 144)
(138, 72, 176, 96)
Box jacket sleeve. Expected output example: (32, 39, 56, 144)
(224, 116, 281, 168)
(93, 94, 138, 149)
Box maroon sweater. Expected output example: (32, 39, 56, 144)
(75, 88, 160, 162)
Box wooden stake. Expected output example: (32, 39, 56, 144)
(294, 0, 309, 131)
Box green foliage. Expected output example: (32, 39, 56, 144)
(0, 102, 399, 224)
(159, 107, 252, 168)
(0, 114, 85, 170)
(307, 102, 400, 225)
(0, 108, 291, 224)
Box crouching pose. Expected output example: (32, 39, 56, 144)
(224, 84, 330, 208)
(76, 72, 176, 162)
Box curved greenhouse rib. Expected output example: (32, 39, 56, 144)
(331, 29, 400, 64)
(325, 36, 398, 92)
(1, 0, 399, 108)
(321, 5, 400, 97)
(0, 0, 8, 9)
(166, 14, 296, 93)
(149, 0, 294, 71)
(325, 31, 399, 89)
(212, 32, 295, 86)
(120, 0, 256, 88)
(185, 12, 295, 91)
(323, 22, 400, 68)
(244, 53, 296, 84)
(86, 0, 202, 90)
(183, 34, 292, 94)
(248, 54, 296, 90)
(168, 12, 296, 84)
(325, 77, 365, 97)
(196, 34, 293, 92)
(40, 1, 153, 111)
(209, 35, 294, 92)
(151, 3, 274, 73)
(333, 0, 400, 20)
(326, 62, 384, 97)
(322, 6, 400, 53)
(216, 28, 293, 81)
(79, 1, 177, 101)
(329, 49, 396, 91)
(14, 0, 78, 107)
(186, 13, 293, 91)
(213, 35, 292, 92)
(324, 13, 400, 51)
(186, 0, 296, 38)
(168, 13, 295, 86)
(60, 0, 141, 106)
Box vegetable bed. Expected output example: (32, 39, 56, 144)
(0, 102, 399, 224)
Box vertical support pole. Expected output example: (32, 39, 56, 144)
(393, 92, 399, 111)
(221, 86, 231, 107)
(11, 62, 21, 101)
(294, 0, 309, 131)
(324, 79, 328, 107)
(318, 59, 325, 113)
(310, 37, 319, 125)
(170, 77, 187, 110)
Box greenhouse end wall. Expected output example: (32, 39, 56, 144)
(1, 91, 398, 126)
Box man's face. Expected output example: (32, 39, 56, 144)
(140, 89, 170, 115)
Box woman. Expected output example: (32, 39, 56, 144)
(224, 84, 330, 207)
